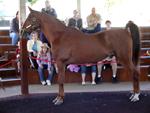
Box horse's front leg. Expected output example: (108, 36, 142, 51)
(52, 61, 65, 105)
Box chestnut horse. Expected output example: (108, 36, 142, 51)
(22, 8, 141, 105)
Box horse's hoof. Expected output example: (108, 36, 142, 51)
(129, 93, 140, 102)
(52, 96, 59, 103)
(54, 98, 64, 105)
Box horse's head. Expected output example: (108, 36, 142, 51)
(21, 7, 41, 37)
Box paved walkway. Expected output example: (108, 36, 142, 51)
(0, 82, 150, 98)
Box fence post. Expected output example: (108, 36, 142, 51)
(20, 38, 29, 95)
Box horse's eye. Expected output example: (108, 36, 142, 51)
(32, 17, 36, 22)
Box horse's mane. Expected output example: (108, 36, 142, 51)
(40, 11, 67, 27)
(32, 9, 104, 36)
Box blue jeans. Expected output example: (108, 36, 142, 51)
(38, 64, 54, 81)
(82, 23, 101, 33)
(9, 32, 19, 45)
(80, 65, 97, 74)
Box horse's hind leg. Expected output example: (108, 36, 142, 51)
(52, 60, 65, 105)
(118, 51, 140, 101)
(129, 64, 140, 102)
(124, 62, 140, 102)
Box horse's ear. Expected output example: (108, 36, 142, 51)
(28, 6, 33, 12)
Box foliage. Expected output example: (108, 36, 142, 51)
(28, 0, 39, 6)
(106, 0, 123, 10)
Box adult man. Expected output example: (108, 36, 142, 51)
(82, 7, 101, 33)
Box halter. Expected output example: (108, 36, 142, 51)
(21, 13, 43, 37)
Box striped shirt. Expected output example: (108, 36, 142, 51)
(36, 52, 51, 69)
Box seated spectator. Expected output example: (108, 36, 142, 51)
(9, 11, 19, 45)
(68, 10, 83, 30)
(97, 56, 117, 83)
(80, 64, 97, 85)
(97, 20, 118, 83)
(82, 7, 101, 33)
(105, 20, 111, 30)
(27, 31, 42, 69)
(37, 43, 53, 85)
(67, 9, 82, 73)
(79, 8, 101, 85)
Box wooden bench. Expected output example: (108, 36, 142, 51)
(0, 67, 20, 87)
(25, 64, 150, 85)
(0, 44, 17, 54)
(0, 28, 150, 86)
(0, 37, 11, 44)
(140, 27, 150, 33)
(0, 31, 19, 86)
(0, 30, 9, 36)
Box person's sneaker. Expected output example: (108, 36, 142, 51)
(92, 81, 96, 85)
(95, 77, 102, 84)
(98, 75, 101, 78)
(147, 74, 150, 77)
(41, 81, 47, 85)
(46, 80, 51, 86)
(112, 77, 118, 83)
(82, 81, 85, 85)
(103, 66, 106, 70)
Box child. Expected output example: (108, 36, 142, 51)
(36, 43, 52, 85)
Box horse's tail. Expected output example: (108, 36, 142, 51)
(125, 21, 141, 66)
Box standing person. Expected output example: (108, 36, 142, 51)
(40, 0, 57, 46)
(97, 20, 118, 83)
(27, 31, 42, 69)
(82, 7, 102, 33)
(9, 11, 19, 45)
(37, 43, 53, 86)
(68, 10, 83, 30)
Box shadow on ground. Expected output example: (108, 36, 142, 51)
(0, 91, 150, 113)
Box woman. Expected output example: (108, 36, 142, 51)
(27, 31, 42, 69)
